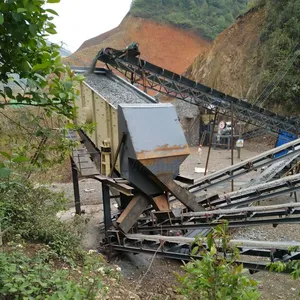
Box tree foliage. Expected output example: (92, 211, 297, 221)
(255, 0, 300, 112)
(0, 0, 84, 118)
(130, 0, 249, 40)
(0, 1, 92, 180)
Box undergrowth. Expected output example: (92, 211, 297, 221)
(0, 243, 119, 299)
(0, 160, 116, 299)
(0, 180, 85, 262)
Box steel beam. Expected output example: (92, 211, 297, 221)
(189, 137, 300, 193)
(71, 157, 81, 215)
(111, 244, 291, 273)
(137, 216, 300, 231)
(199, 173, 300, 209)
(102, 183, 112, 233)
(125, 233, 300, 250)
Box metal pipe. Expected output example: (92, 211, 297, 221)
(204, 109, 218, 175)
(231, 103, 234, 191)
(71, 157, 81, 215)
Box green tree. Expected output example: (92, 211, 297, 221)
(256, 0, 300, 112)
(0, 0, 90, 181)
(0, 0, 84, 118)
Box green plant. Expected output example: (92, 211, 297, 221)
(0, 178, 85, 262)
(0, 0, 84, 117)
(176, 223, 260, 300)
(269, 259, 300, 295)
(0, 151, 29, 185)
(0, 244, 106, 299)
(255, 0, 300, 112)
(0, 0, 92, 184)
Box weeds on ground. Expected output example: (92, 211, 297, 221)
(269, 258, 300, 295)
(0, 243, 111, 299)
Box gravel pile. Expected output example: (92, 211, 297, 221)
(173, 98, 200, 120)
(85, 73, 156, 108)
(85, 72, 199, 121)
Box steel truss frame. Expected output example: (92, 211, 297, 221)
(97, 49, 299, 135)
(69, 59, 300, 272)
(108, 233, 300, 273)
(188, 137, 300, 193)
(199, 173, 300, 209)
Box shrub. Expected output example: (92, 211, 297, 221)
(176, 223, 261, 300)
(0, 180, 84, 262)
(0, 244, 106, 299)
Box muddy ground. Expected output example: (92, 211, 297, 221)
(54, 142, 300, 299)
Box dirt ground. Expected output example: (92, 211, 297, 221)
(55, 141, 300, 299)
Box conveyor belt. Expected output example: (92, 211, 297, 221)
(125, 233, 300, 251)
(134, 201, 300, 232)
(199, 173, 300, 209)
(96, 47, 299, 135)
(189, 137, 300, 193)
(71, 51, 300, 271)
(108, 233, 300, 272)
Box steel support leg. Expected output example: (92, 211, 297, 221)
(231, 103, 234, 192)
(71, 157, 81, 215)
(204, 109, 218, 176)
(102, 183, 112, 233)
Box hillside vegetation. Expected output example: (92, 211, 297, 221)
(187, 0, 300, 113)
(257, 0, 300, 111)
(130, 0, 249, 40)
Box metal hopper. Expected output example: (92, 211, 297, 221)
(118, 103, 188, 191)
(118, 103, 202, 216)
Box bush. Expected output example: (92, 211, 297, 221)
(256, 0, 300, 113)
(0, 244, 107, 299)
(176, 223, 260, 300)
(0, 180, 84, 262)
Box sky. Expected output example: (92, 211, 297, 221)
(47, 0, 132, 53)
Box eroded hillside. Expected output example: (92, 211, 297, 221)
(186, 8, 266, 100)
(65, 15, 210, 74)
(186, 0, 300, 114)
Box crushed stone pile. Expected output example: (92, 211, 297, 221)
(85, 74, 156, 107)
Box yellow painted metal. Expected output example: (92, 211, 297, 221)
(101, 140, 111, 176)
(76, 81, 120, 173)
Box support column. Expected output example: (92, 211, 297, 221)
(231, 103, 234, 192)
(102, 183, 112, 233)
(71, 157, 81, 215)
(204, 109, 218, 176)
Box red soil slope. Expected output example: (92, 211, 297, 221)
(65, 15, 210, 74)
(186, 8, 266, 100)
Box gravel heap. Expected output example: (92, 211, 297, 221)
(173, 98, 200, 120)
(85, 73, 156, 108)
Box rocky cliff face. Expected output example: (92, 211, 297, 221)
(65, 15, 210, 74)
(186, 8, 266, 101)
